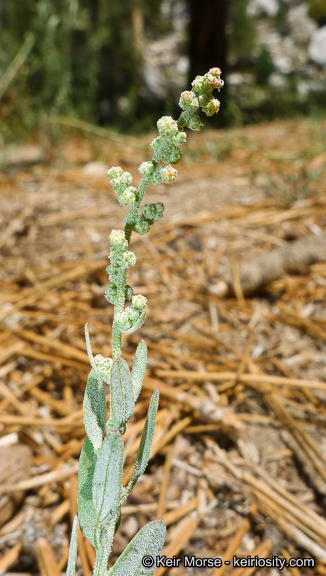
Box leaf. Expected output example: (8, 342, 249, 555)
(107, 519, 166, 576)
(84, 370, 106, 451)
(85, 323, 96, 371)
(92, 431, 123, 528)
(109, 358, 134, 430)
(66, 514, 79, 576)
(121, 309, 147, 335)
(131, 340, 147, 403)
(77, 438, 98, 548)
(127, 388, 159, 494)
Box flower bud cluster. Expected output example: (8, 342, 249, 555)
(149, 116, 187, 167)
(179, 67, 223, 125)
(142, 203, 164, 222)
(92, 354, 113, 382)
(191, 68, 224, 97)
(116, 295, 147, 334)
(108, 231, 136, 268)
(139, 159, 179, 189)
(133, 216, 150, 236)
(132, 202, 164, 235)
(107, 166, 138, 206)
(136, 116, 187, 191)
(105, 230, 136, 305)
(105, 282, 134, 304)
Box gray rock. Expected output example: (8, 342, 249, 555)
(268, 72, 287, 88)
(142, 31, 187, 97)
(83, 162, 109, 177)
(227, 72, 253, 86)
(247, 0, 279, 17)
(0, 145, 44, 167)
(308, 26, 326, 66)
(287, 4, 317, 45)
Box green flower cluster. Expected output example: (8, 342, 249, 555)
(179, 67, 224, 130)
(149, 117, 187, 166)
(138, 159, 179, 184)
(106, 167, 138, 206)
(106, 68, 223, 245)
(116, 294, 147, 334)
(91, 354, 113, 383)
(105, 230, 136, 305)
(105, 230, 147, 334)
(131, 202, 165, 236)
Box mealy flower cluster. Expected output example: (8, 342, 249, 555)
(104, 68, 224, 333)
(179, 67, 224, 130)
(106, 67, 223, 243)
(116, 293, 147, 334)
(105, 230, 135, 304)
(106, 167, 138, 206)
(105, 230, 147, 334)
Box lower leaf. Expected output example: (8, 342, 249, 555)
(107, 519, 166, 576)
(77, 438, 98, 549)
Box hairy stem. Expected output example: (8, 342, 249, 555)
(111, 267, 127, 359)
(111, 177, 150, 357)
(93, 522, 115, 576)
(124, 176, 150, 243)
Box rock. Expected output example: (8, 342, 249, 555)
(142, 30, 188, 97)
(297, 78, 326, 95)
(0, 145, 44, 167)
(262, 31, 295, 73)
(288, 4, 317, 45)
(247, 0, 279, 17)
(260, 27, 303, 74)
(83, 161, 109, 177)
(227, 72, 253, 86)
(308, 26, 326, 66)
(272, 51, 293, 74)
(268, 72, 287, 88)
(176, 55, 189, 75)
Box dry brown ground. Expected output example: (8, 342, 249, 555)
(0, 117, 326, 576)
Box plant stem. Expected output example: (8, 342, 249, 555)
(111, 267, 127, 360)
(93, 522, 115, 576)
(111, 176, 150, 358)
(124, 176, 149, 243)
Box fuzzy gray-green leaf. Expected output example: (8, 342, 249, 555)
(77, 438, 97, 548)
(92, 431, 123, 527)
(107, 519, 166, 576)
(84, 370, 106, 451)
(83, 370, 106, 450)
(109, 358, 134, 430)
(122, 308, 146, 335)
(127, 387, 159, 493)
(131, 340, 147, 403)
(66, 514, 79, 576)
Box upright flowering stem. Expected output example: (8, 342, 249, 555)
(111, 267, 127, 360)
(93, 523, 115, 576)
(67, 68, 223, 576)
(124, 177, 150, 242)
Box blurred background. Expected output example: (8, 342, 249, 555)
(0, 0, 326, 143)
